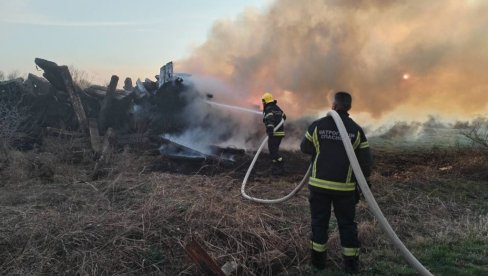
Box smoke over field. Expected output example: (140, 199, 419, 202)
(180, 0, 488, 120)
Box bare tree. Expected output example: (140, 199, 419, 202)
(69, 65, 92, 89)
(6, 70, 22, 80)
(0, 71, 4, 81)
(462, 119, 488, 148)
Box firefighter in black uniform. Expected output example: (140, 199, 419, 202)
(300, 92, 372, 273)
(262, 92, 286, 175)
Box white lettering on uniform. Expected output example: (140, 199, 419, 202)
(319, 129, 355, 141)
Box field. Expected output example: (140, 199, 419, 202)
(1, 136, 487, 275)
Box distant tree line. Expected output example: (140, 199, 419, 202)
(0, 70, 23, 81)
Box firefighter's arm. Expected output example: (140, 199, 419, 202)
(356, 129, 373, 178)
(266, 126, 274, 136)
(300, 124, 316, 155)
(264, 112, 275, 135)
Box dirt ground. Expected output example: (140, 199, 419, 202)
(1, 139, 487, 275)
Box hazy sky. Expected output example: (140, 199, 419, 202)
(0, 0, 269, 82)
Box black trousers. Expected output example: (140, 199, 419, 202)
(309, 190, 359, 250)
(268, 136, 283, 162)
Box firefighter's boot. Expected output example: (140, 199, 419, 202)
(311, 250, 326, 270)
(272, 160, 284, 175)
(343, 255, 359, 274)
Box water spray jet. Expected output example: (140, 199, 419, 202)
(205, 101, 262, 115)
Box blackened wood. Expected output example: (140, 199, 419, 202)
(34, 58, 89, 132)
(59, 65, 89, 132)
(92, 128, 116, 180)
(98, 75, 119, 134)
(88, 118, 102, 153)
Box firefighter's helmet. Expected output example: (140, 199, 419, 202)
(261, 92, 274, 104)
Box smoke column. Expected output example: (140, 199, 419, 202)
(180, 0, 488, 121)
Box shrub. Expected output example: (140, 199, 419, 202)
(69, 65, 92, 89)
(0, 101, 26, 150)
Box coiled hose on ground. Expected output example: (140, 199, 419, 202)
(241, 110, 433, 275)
(240, 119, 310, 204)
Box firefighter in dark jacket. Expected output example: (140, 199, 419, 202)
(300, 92, 372, 274)
(262, 92, 286, 175)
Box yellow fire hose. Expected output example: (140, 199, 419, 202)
(241, 110, 433, 275)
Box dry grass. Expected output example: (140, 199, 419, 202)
(0, 172, 308, 274)
(0, 144, 487, 275)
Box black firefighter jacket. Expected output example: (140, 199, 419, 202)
(300, 110, 372, 194)
(263, 102, 286, 137)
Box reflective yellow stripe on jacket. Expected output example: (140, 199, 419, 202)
(312, 127, 320, 178)
(305, 131, 313, 142)
(359, 141, 369, 149)
(346, 131, 361, 183)
(308, 127, 358, 192)
(309, 177, 356, 191)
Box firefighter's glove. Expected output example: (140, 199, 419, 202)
(266, 127, 274, 136)
(282, 114, 287, 121)
(355, 179, 372, 204)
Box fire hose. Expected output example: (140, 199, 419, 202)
(240, 117, 309, 203)
(241, 110, 433, 275)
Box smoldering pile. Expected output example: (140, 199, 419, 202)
(0, 58, 250, 162)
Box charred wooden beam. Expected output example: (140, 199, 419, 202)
(43, 127, 85, 138)
(123, 77, 134, 91)
(88, 118, 102, 153)
(98, 75, 119, 134)
(84, 85, 108, 99)
(160, 137, 208, 160)
(34, 58, 65, 91)
(116, 133, 151, 145)
(24, 73, 52, 96)
(60, 66, 89, 132)
(92, 128, 116, 180)
(84, 85, 129, 100)
(34, 58, 89, 132)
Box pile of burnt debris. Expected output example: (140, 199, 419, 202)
(0, 58, 245, 169)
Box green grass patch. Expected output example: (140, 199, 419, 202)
(368, 239, 488, 275)
(422, 240, 488, 275)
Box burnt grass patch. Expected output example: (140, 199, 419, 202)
(1, 146, 487, 275)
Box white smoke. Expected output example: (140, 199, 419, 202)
(164, 76, 264, 151)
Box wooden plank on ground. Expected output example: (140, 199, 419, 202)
(184, 237, 226, 276)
